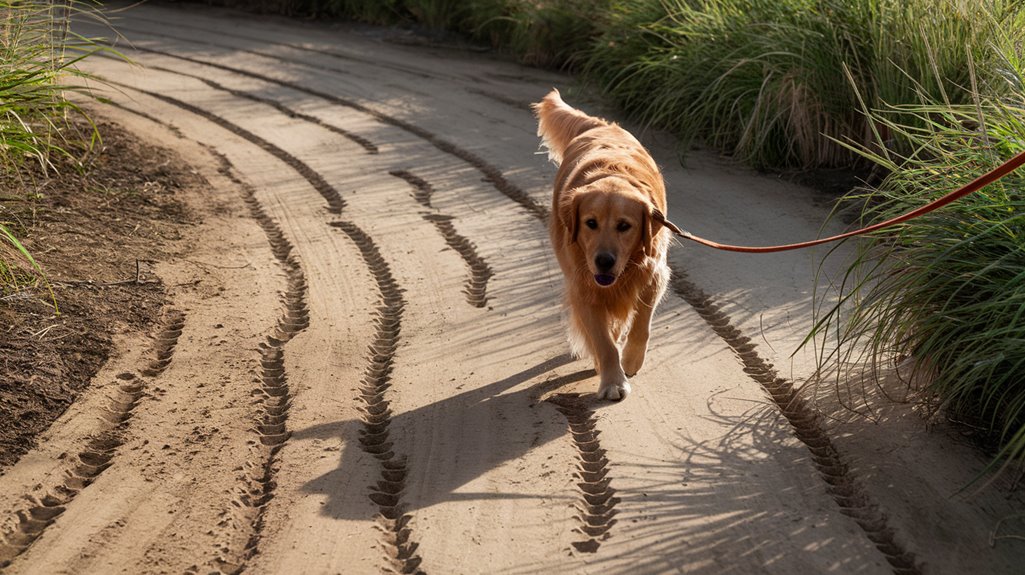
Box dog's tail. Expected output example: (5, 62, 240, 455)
(532, 89, 607, 165)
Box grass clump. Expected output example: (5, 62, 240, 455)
(1, 0, 113, 297)
(463, 0, 605, 68)
(585, 0, 1024, 169)
(810, 51, 1025, 468)
(1, 1, 107, 170)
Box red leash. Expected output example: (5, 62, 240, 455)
(659, 149, 1025, 253)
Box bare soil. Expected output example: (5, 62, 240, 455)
(0, 120, 195, 470)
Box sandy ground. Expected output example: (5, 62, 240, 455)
(1, 2, 1023, 573)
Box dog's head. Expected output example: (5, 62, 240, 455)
(558, 177, 668, 288)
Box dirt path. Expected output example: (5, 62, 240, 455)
(1, 3, 1023, 574)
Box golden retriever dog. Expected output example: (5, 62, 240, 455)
(533, 89, 672, 400)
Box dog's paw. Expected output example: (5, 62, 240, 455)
(597, 375, 631, 401)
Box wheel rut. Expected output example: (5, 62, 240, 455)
(390, 170, 494, 308)
(109, 81, 347, 215)
(107, 78, 430, 573)
(199, 153, 310, 574)
(104, 42, 548, 221)
(669, 272, 921, 575)
(144, 63, 379, 155)
(62, 105, 310, 572)
(330, 221, 425, 575)
(464, 88, 532, 111)
(545, 394, 619, 553)
(117, 20, 448, 82)
(0, 310, 186, 568)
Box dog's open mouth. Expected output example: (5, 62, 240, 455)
(594, 273, 616, 287)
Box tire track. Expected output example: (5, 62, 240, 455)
(117, 19, 448, 82)
(390, 169, 436, 210)
(143, 63, 379, 154)
(464, 88, 532, 112)
(103, 42, 548, 221)
(108, 81, 347, 215)
(390, 170, 494, 308)
(110, 80, 423, 572)
(669, 272, 921, 575)
(0, 310, 186, 568)
(329, 221, 425, 575)
(204, 153, 310, 574)
(104, 99, 187, 140)
(546, 394, 619, 553)
(108, 91, 316, 572)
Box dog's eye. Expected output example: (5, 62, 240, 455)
(616, 221, 632, 232)
(585, 218, 598, 230)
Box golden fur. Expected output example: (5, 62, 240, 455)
(533, 89, 671, 400)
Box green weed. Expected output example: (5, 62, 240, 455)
(1, 0, 117, 301)
(809, 50, 1025, 469)
(585, 0, 1023, 169)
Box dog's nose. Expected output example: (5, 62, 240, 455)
(595, 252, 616, 272)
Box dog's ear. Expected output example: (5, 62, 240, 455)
(652, 208, 684, 235)
(558, 190, 581, 244)
(642, 205, 658, 257)
(645, 206, 683, 256)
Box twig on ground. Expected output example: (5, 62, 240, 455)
(0, 289, 33, 302)
(52, 259, 159, 287)
(990, 513, 1025, 547)
(30, 323, 58, 339)
(182, 258, 253, 271)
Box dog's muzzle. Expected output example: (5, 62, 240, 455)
(594, 252, 616, 286)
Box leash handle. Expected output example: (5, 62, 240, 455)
(665, 149, 1025, 253)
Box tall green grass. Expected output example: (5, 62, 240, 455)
(463, 0, 604, 67)
(0, 224, 43, 293)
(586, 0, 1024, 168)
(297, 0, 403, 24)
(0, 1, 108, 170)
(1, 0, 113, 297)
(810, 47, 1025, 467)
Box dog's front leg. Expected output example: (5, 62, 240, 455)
(580, 307, 630, 400)
(623, 270, 667, 376)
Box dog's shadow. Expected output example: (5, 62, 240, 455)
(292, 354, 595, 520)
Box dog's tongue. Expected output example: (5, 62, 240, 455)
(594, 274, 616, 287)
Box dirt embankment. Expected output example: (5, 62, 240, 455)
(0, 120, 194, 470)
